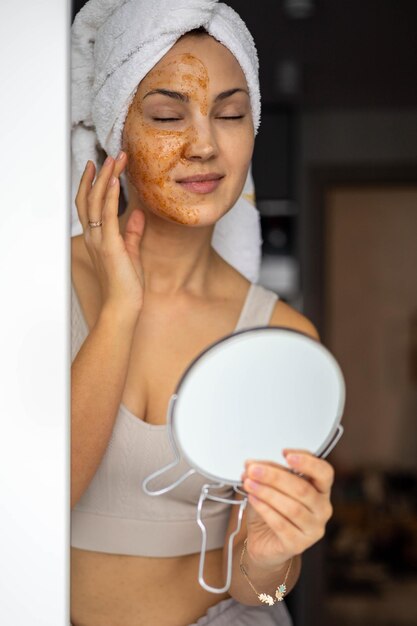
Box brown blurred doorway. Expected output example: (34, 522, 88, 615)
(324, 184, 417, 472)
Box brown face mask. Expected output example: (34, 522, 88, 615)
(122, 54, 213, 225)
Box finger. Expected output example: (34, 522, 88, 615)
(245, 461, 319, 511)
(283, 451, 335, 495)
(101, 150, 128, 236)
(87, 155, 116, 222)
(247, 495, 306, 551)
(112, 150, 127, 177)
(101, 176, 122, 243)
(123, 209, 145, 260)
(75, 160, 96, 232)
(244, 478, 314, 533)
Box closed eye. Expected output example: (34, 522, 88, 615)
(152, 115, 245, 122)
(152, 117, 182, 122)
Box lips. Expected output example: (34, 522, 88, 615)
(178, 179, 223, 194)
(177, 173, 223, 183)
(176, 173, 224, 194)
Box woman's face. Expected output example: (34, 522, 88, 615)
(122, 34, 254, 226)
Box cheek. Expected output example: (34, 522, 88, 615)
(127, 127, 182, 182)
(123, 121, 201, 224)
(222, 130, 253, 179)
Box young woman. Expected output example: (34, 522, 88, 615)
(70, 5, 334, 625)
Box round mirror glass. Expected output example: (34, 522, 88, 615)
(171, 327, 345, 484)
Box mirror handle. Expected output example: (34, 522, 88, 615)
(197, 485, 247, 593)
(142, 395, 196, 496)
(319, 425, 344, 459)
(142, 465, 196, 496)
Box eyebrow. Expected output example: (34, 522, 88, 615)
(143, 88, 249, 102)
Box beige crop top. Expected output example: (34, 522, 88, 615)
(71, 281, 279, 557)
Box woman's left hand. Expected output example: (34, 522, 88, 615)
(241, 450, 335, 570)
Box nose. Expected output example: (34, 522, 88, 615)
(182, 121, 218, 161)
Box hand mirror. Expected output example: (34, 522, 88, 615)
(143, 327, 345, 593)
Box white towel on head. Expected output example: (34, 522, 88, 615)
(71, 0, 262, 282)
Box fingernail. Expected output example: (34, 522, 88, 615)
(286, 454, 300, 466)
(116, 151, 124, 160)
(104, 156, 113, 166)
(245, 479, 259, 492)
(249, 465, 264, 479)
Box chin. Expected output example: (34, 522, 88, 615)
(149, 204, 226, 227)
(143, 192, 233, 227)
(191, 203, 232, 226)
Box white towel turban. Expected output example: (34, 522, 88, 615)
(71, 0, 262, 282)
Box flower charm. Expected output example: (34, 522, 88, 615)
(240, 539, 293, 608)
(275, 583, 287, 601)
(258, 593, 275, 606)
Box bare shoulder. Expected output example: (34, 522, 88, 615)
(270, 298, 320, 342)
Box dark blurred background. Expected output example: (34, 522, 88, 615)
(72, 1, 417, 624)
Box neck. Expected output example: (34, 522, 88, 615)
(119, 201, 219, 296)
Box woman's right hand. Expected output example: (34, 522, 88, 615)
(75, 152, 145, 315)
